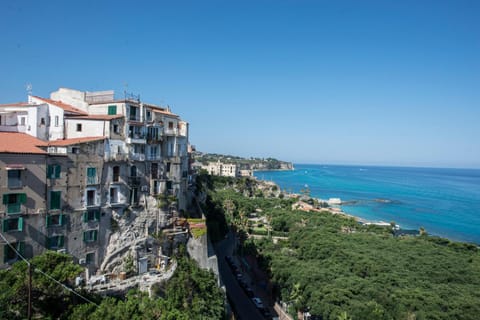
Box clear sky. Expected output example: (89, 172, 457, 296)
(1, 0, 479, 168)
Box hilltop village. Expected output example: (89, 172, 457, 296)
(0, 88, 192, 280)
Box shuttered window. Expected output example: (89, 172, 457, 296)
(83, 230, 98, 242)
(47, 165, 61, 179)
(108, 105, 117, 115)
(50, 191, 61, 210)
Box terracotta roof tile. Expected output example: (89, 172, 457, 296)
(47, 136, 106, 146)
(31, 96, 88, 115)
(0, 132, 47, 154)
(0, 102, 35, 107)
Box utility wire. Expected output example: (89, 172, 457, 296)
(0, 231, 99, 306)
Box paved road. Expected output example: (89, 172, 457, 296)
(216, 232, 265, 320)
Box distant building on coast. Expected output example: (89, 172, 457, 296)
(0, 88, 190, 272)
(199, 160, 253, 178)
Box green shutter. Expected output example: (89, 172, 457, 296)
(108, 105, 117, 115)
(18, 218, 23, 231)
(47, 165, 53, 178)
(3, 194, 8, 204)
(3, 245, 8, 263)
(59, 214, 65, 226)
(87, 168, 96, 177)
(2, 220, 6, 232)
(83, 211, 88, 222)
(94, 210, 100, 221)
(93, 230, 98, 241)
(18, 242, 24, 255)
(58, 235, 64, 247)
(19, 193, 27, 204)
(46, 236, 51, 249)
(50, 191, 60, 210)
(83, 231, 87, 242)
(54, 165, 61, 178)
(46, 215, 51, 227)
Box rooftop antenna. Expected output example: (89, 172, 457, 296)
(123, 82, 128, 100)
(26, 83, 33, 103)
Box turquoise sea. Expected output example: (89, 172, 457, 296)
(254, 164, 480, 244)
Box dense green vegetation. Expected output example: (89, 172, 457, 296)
(202, 175, 480, 320)
(0, 249, 224, 319)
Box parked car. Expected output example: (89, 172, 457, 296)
(238, 279, 248, 289)
(251, 297, 264, 309)
(244, 287, 255, 298)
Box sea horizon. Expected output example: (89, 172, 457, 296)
(254, 163, 480, 244)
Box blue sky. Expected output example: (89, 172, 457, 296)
(1, 0, 479, 168)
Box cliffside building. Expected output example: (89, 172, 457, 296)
(0, 88, 189, 272)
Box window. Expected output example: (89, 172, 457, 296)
(168, 121, 174, 129)
(40, 117, 45, 125)
(71, 147, 80, 154)
(2, 217, 23, 232)
(108, 105, 117, 115)
(46, 214, 65, 227)
(47, 164, 61, 179)
(50, 191, 61, 210)
(47, 235, 64, 249)
(87, 167, 97, 184)
(129, 106, 138, 121)
(129, 188, 139, 205)
(130, 166, 137, 177)
(83, 210, 100, 222)
(86, 190, 96, 206)
(86, 252, 95, 264)
(110, 188, 118, 203)
(3, 193, 26, 214)
(8, 170, 22, 188)
(3, 242, 24, 263)
(113, 124, 119, 134)
(20, 117, 26, 126)
(146, 110, 152, 121)
(112, 166, 120, 182)
(151, 163, 158, 179)
(76, 123, 82, 132)
(83, 230, 98, 242)
(55, 115, 59, 127)
(166, 162, 171, 173)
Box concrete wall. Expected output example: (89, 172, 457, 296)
(50, 88, 89, 112)
(65, 119, 109, 139)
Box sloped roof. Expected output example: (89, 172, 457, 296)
(0, 132, 47, 154)
(0, 102, 35, 108)
(31, 96, 88, 115)
(47, 136, 106, 146)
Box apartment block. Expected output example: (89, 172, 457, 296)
(0, 88, 190, 272)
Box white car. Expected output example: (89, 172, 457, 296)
(251, 297, 264, 309)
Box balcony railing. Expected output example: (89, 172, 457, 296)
(86, 176, 98, 185)
(164, 128, 178, 136)
(127, 176, 142, 186)
(129, 153, 145, 161)
(105, 152, 128, 161)
(6, 203, 22, 214)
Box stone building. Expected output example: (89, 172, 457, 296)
(0, 88, 190, 273)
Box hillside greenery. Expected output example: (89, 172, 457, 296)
(0, 249, 224, 320)
(201, 174, 480, 320)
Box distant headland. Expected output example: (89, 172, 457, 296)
(192, 152, 293, 178)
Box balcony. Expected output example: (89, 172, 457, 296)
(0, 124, 27, 133)
(126, 136, 146, 144)
(129, 153, 145, 161)
(164, 127, 178, 136)
(105, 152, 128, 162)
(146, 154, 162, 161)
(128, 176, 142, 186)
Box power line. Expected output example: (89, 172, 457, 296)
(0, 231, 99, 308)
